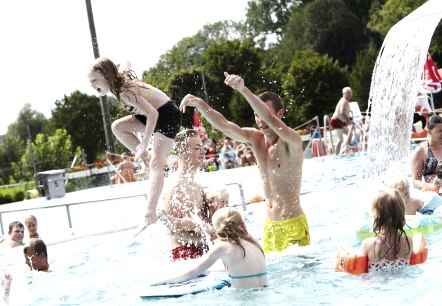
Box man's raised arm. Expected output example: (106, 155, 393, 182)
(180, 94, 252, 143)
(223, 72, 302, 146)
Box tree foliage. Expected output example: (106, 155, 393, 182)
(367, 0, 427, 39)
(18, 129, 78, 181)
(49, 91, 119, 162)
(4, 0, 442, 187)
(244, 0, 297, 47)
(349, 48, 379, 111)
(0, 104, 47, 184)
(282, 50, 349, 125)
(142, 21, 244, 88)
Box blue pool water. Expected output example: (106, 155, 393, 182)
(2, 152, 442, 305)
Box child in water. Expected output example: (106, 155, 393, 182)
(87, 58, 182, 234)
(360, 188, 414, 272)
(151, 207, 267, 288)
(24, 215, 40, 239)
(2, 238, 50, 303)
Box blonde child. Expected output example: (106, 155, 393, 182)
(202, 186, 229, 224)
(152, 207, 267, 288)
(88, 58, 182, 235)
(383, 176, 423, 215)
(24, 215, 40, 239)
(360, 188, 413, 272)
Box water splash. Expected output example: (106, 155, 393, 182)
(366, 0, 442, 178)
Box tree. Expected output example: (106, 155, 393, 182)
(202, 40, 263, 127)
(282, 50, 349, 126)
(0, 104, 48, 184)
(19, 129, 78, 181)
(367, 0, 426, 39)
(280, 0, 368, 67)
(6, 104, 48, 143)
(167, 69, 212, 128)
(49, 91, 119, 162)
(142, 21, 244, 87)
(349, 48, 379, 111)
(244, 0, 298, 47)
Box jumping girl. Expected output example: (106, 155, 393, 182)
(151, 207, 267, 288)
(87, 58, 182, 234)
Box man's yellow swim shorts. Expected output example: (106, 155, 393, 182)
(262, 214, 310, 253)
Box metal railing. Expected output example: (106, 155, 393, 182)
(0, 192, 148, 236)
(323, 115, 335, 155)
(0, 182, 247, 236)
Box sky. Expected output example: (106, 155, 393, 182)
(0, 0, 249, 135)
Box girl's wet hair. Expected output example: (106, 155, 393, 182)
(212, 207, 264, 258)
(371, 188, 411, 259)
(89, 57, 139, 102)
(426, 114, 442, 130)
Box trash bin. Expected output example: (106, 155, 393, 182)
(36, 170, 66, 199)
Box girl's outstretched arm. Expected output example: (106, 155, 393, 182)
(150, 244, 225, 285)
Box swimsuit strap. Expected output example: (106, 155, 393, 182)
(379, 236, 398, 259)
(229, 272, 267, 279)
(144, 86, 153, 101)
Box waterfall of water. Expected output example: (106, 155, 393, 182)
(366, 0, 442, 179)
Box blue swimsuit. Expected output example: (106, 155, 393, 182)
(229, 272, 267, 279)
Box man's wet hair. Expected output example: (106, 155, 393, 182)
(258, 92, 283, 112)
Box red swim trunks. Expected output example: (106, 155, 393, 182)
(170, 244, 208, 261)
(329, 117, 345, 129)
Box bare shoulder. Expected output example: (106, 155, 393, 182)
(414, 142, 427, 155)
(410, 197, 423, 210)
(360, 237, 377, 255)
(207, 240, 229, 258)
(400, 235, 413, 256)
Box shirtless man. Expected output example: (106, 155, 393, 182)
(180, 72, 309, 253)
(330, 87, 353, 154)
(159, 129, 213, 261)
(0, 221, 25, 248)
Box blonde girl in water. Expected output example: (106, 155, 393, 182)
(152, 207, 267, 288)
(360, 188, 414, 272)
(87, 58, 182, 235)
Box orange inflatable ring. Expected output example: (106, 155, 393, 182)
(411, 129, 428, 139)
(335, 234, 428, 275)
(246, 194, 265, 204)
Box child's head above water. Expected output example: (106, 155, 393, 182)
(204, 186, 229, 217)
(383, 174, 410, 199)
(24, 215, 39, 238)
(212, 207, 264, 257)
(23, 238, 49, 272)
(371, 187, 406, 235)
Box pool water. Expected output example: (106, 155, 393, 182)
(3, 152, 442, 305)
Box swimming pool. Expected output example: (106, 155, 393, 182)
(2, 151, 442, 305)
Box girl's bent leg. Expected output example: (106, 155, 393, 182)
(111, 115, 145, 152)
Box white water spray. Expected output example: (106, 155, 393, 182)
(366, 0, 442, 178)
